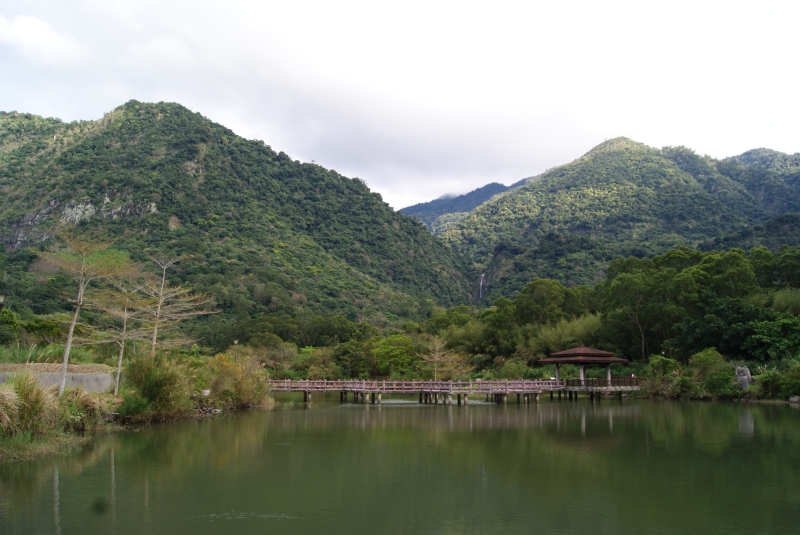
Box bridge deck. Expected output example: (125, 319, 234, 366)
(266, 378, 639, 404)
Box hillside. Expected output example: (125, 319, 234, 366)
(699, 213, 800, 252)
(0, 102, 473, 331)
(439, 138, 796, 301)
(400, 182, 510, 233)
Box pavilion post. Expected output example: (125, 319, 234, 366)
(555, 364, 560, 381)
(607, 364, 612, 386)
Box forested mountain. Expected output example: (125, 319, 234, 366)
(438, 138, 800, 301)
(0, 102, 472, 334)
(400, 182, 510, 233)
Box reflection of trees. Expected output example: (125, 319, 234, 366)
(2, 402, 800, 534)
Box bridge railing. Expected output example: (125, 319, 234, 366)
(265, 379, 566, 393)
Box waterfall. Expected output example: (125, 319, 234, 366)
(479, 273, 485, 299)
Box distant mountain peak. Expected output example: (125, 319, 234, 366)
(582, 137, 651, 157)
(400, 182, 510, 233)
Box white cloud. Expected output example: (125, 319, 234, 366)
(0, 14, 84, 64)
(128, 36, 198, 67)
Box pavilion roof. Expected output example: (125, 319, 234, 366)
(538, 346, 628, 365)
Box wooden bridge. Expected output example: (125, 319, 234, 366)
(266, 377, 639, 404)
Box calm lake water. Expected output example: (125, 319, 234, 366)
(2, 395, 800, 535)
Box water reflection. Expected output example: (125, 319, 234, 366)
(1, 399, 799, 535)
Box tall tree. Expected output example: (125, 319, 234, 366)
(41, 230, 130, 396)
(86, 281, 150, 395)
(140, 258, 215, 356)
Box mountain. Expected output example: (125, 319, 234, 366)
(0, 102, 472, 328)
(400, 182, 510, 233)
(439, 138, 800, 301)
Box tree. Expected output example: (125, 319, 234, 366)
(418, 335, 473, 380)
(139, 257, 215, 356)
(41, 230, 130, 396)
(86, 281, 150, 395)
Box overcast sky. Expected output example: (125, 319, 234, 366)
(1, 1, 798, 209)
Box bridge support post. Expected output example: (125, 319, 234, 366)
(503, 394, 508, 404)
(457, 394, 461, 405)
(517, 394, 521, 404)
(558, 391, 561, 401)
(568, 391, 573, 401)
(463, 394, 468, 405)
(535, 393, 540, 403)
(550, 391, 553, 401)
(377, 393, 382, 404)
(590, 392, 594, 402)
(419, 392, 423, 404)
(485, 394, 489, 402)
(447, 394, 452, 405)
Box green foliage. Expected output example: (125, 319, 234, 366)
(0, 309, 20, 345)
(122, 354, 192, 420)
(373, 335, 417, 378)
(689, 349, 740, 399)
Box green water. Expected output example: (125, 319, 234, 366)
(2, 396, 800, 534)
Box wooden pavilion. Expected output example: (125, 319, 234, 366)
(538, 346, 628, 385)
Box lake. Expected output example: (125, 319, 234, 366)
(1, 395, 799, 534)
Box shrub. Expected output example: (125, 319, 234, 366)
(689, 348, 740, 399)
(58, 388, 108, 432)
(755, 369, 782, 398)
(779, 362, 800, 399)
(123, 355, 192, 420)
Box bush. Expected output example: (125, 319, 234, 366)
(755, 369, 782, 398)
(58, 388, 108, 432)
(689, 348, 740, 399)
(123, 355, 192, 420)
(779, 362, 800, 399)
(117, 389, 151, 418)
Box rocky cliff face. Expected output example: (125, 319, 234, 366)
(2, 194, 157, 251)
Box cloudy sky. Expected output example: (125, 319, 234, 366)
(1, 1, 798, 209)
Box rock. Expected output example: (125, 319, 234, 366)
(789, 396, 800, 404)
(735, 366, 753, 391)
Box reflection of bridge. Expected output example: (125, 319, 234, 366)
(266, 378, 639, 404)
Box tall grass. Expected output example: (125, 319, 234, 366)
(0, 344, 95, 365)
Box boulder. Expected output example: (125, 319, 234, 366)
(735, 366, 753, 391)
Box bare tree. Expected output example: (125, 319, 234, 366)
(419, 335, 474, 381)
(139, 257, 216, 356)
(85, 281, 150, 395)
(41, 229, 130, 396)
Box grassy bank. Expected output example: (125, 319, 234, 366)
(0, 347, 273, 462)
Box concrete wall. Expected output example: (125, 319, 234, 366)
(0, 373, 114, 392)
